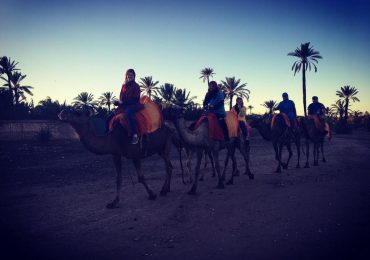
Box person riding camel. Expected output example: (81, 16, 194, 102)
(308, 96, 326, 118)
(203, 81, 229, 141)
(308, 96, 328, 134)
(113, 68, 144, 145)
(275, 92, 297, 131)
(232, 97, 249, 141)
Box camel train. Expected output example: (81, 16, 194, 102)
(58, 69, 330, 208)
(58, 100, 330, 208)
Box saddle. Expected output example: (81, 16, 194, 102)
(109, 96, 163, 136)
(193, 111, 239, 141)
(271, 113, 298, 128)
(307, 115, 332, 140)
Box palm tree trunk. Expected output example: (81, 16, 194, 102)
(148, 90, 151, 99)
(344, 97, 349, 123)
(229, 95, 233, 111)
(7, 73, 14, 105)
(302, 63, 307, 117)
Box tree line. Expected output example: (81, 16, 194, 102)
(1, 42, 367, 132)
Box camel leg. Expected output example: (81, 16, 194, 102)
(238, 140, 253, 179)
(273, 142, 282, 173)
(222, 148, 232, 182)
(226, 149, 237, 185)
(321, 141, 326, 162)
(159, 142, 173, 196)
(313, 143, 319, 166)
(304, 139, 310, 168)
(106, 155, 122, 209)
(295, 137, 301, 168)
(282, 142, 292, 170)
(133, 159, 157, 200)
(186, 149, 193, 183)
(209, 151, 216, 178)
(188, 149, 203, 195)
(213, 150, 225, 189)
(178, 147, 186, 185)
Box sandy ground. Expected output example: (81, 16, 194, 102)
(1, 129, 370, 260)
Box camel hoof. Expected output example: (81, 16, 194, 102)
(275, 169, 282, 173)
(322, 159, 326, 163)
(187, 190, 197, 195)
(304, 164, 309, 168)
(282, 164, 288, 170)
(314, 162, 318, 166)
(226, 179, 234, 185)
(296, 165, 300, 168)
(199, 177, 204, 182)
(248, 173, 255, 180)
(106, 199, 119, 209)
(148, 194, 157, 200)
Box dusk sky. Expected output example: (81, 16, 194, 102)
(1, 0, 369, 115)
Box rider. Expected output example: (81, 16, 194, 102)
(114, 68, 144, 145)
(203, 81, 229, 141)
(232, 97, 248, 140)
(308, 96, 326, 118)
(275, 92, 297, 131)
(308, 96, 328, 134)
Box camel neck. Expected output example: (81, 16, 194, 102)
(72, 122, 116, 155)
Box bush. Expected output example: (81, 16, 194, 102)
(36, 127, 52, 143)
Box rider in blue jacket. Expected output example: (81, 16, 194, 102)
(203, 81, 229, 141)
(275, 92, 297, 129)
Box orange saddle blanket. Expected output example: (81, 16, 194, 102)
(193, 111, 239, 141)
(109, 96, 162, 136)
(271, 113, 298, 128)
(308, 115, 332, 140)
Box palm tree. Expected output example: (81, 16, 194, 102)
(247, 105, 254, 114)
(199, 67, 215, 85)
(154, 83, 176, 107)
(288, 42, 322, 117)
(139, 76, 159, 98)
(0, 56, 19, 104)
(336, 85, 360, 122)
(73, 92, 98, 111)
(220, 76, 250, 110)
(330, 100, 347, 120)
(99, 92, 117, 112)
(6, 71, 33, 105)
(172, 88, 196, 111)
(261, 100, 278, 115)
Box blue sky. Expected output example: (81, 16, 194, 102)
(1, 0, 369, 114)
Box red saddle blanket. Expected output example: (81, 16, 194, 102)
(109, 96, 162, 136)
(271, 113, 298, 128)
(307, 115, 332, 140)
(193, 111, 239, 141)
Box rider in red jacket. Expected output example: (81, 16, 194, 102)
(114, 69, 144, 144)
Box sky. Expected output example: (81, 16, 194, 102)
(1, 0, 369, 115)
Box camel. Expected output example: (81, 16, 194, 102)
(250, 114, 301, 173)
(165, 120, 217, 183)
(299, 117, 327, 167)
(175, 117, 253, 194)
(58, 110, 173, 208)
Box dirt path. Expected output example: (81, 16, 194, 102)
(1, 130, 370, 260)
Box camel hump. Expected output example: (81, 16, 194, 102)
(271, 113, 291, 128)
(109, 96, 163, 136)
(307, 115, 327, 134)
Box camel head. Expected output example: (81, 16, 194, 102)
(58, 109, 91, 125)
